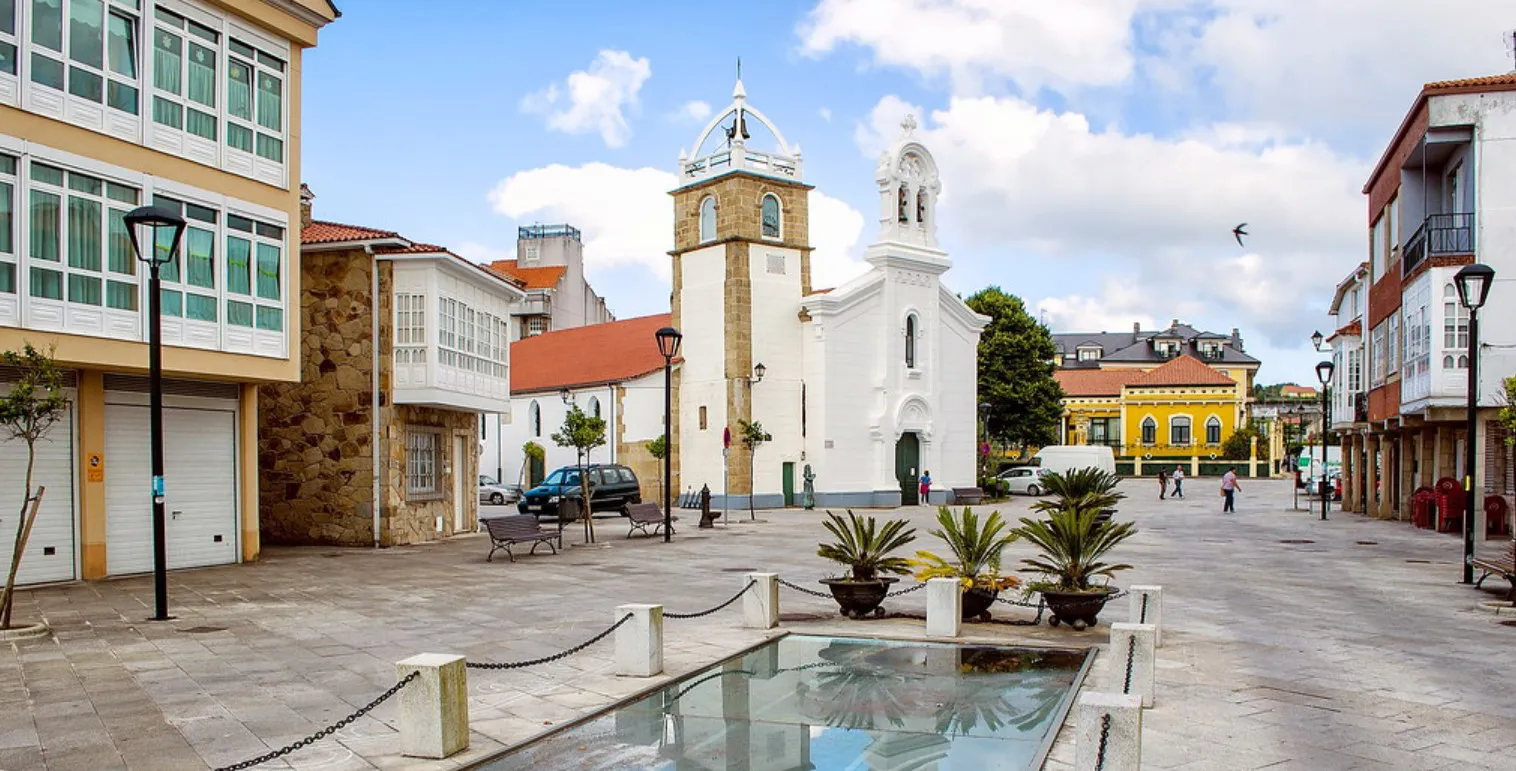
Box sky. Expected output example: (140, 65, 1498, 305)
(300, 0, 1516, 386)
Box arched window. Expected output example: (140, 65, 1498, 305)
(916, 187, 927, 225)
(1206, 416, 1222, 445)
(905, 314, 917, 368)
(898, 184, 909, 223)
(588, 396, 601, 419)
(761, 194, 781, 239)
(699, 196, 717, 243)
(1170, 416, 1192, 446)
(529, 401, 541, 437)
(1141, 417, 1156, 445)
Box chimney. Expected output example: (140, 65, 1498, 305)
(1171, 318, 1179, 329)
(1232, 327, 1244, 350)
(299, 183, 314, 228)
(1133, 322, 1140, 334)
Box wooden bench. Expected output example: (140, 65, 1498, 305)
(951, 487, 985, 505)
(626, 502, 677, 538)
(483, 515, 561, 563)
(1473, 540, 1516, 601)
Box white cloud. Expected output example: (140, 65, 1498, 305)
(672, 100, 712, 123)
(809, 191, 867, 289)
(818, 107, 833, 123)
(1036, 281, 1156, 335)
(520, 50, 652, 148)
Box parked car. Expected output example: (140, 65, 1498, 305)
(997, 466, 1049, 496)
(518, 464, 642, 519)
(478, 476, 522, 505)
(1304, 472, 1343, 501)
(1032, 445, 1117, 477)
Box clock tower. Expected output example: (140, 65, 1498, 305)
(670, 77, 812, 509)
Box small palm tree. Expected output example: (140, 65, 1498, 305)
(1031, 468, 1125, 518)
(817, 511, 917, 581)
(910, 507, 1021, 590)
(1013, 507, 1135, 592)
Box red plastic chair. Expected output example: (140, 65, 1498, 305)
(1411, 487, 1436, 529)
(1435, 477, 1464, 534)
(1486, 495, 1511, 538)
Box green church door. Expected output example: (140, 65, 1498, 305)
(528, 455, 545, 487)
(782, 462, 795, 507)
(896, 433, 920, 506)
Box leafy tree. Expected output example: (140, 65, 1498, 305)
(645, 435, 667, 503)
(1498, 377, 1516, 446)
(520, 441, 545, 487)
(965, 287, 1065, 449)
(551, 406, 606, 543)
(738, 419, 771, 520)
(1221, 423, 1270, 462)
(0, 345, 69, 630)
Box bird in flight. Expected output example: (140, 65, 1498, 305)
(1232, 223, 1248, 247)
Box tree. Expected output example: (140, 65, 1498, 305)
(737, 419, 771, 520)
(965, 287, 1065, 449)
(520, 441, 545, 487)
(551, 406, 606, 543)
(645, 435, 667, 504)
(1221, 423, 1270, 462)
(0, 345, 69, 630)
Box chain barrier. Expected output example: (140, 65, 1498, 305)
(467, 614, 633, 670)
(1095, 712, 1112, 771)
(1121, 634, 1136, 695)
(666, 581, 755, 619)
(884, 582, 926, 597)
(211, 671, 419, 771)
(1139, 593, 1149, 624)
(777, 578, 834, 599)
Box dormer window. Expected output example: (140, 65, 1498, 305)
(1154, 340, 1180, 358)
(761, 194, 781, 240)
(1076, 346, 1101, 362)
(698, 196, 716, 243)
(1199, 342, 1222, 359)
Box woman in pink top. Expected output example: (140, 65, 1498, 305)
(1220, 467, 1240, 513)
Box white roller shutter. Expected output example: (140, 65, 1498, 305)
(0, 404, 77, 586)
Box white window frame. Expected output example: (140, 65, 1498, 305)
(21, 157, 139, 314)
(406, 428, 441, 498)
(1169, 415, 1192, 446)
(1205, 416, 1222, 445)
(1370, 322, 1387, 387)
(1348, 347, 1363, 393)
(1076, 346, 1100, 361)
(0, 155, 15, 298)
(393, 292, 425, 363)
(698, 195, 716, 244)
(1140, 416, 1156, 446)
(1386, 313, 1399, 374)
(1443, 283, 1468, 369)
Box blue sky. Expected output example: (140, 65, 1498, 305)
(300, 1, 1515, 385)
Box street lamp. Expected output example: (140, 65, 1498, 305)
(1315, 360, 1335, 521)
(751, 362, 766, 385)
(1311, 330, 1325, 352)
(1454, 262, 1495, 584)
(124, 205, 187, 622)
(654, 327, 683, 543)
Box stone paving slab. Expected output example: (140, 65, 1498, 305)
(3, 481, 1515, 770)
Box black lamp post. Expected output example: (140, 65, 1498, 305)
(655, 327, 683, 543)
(124, 205, 186, 622)
(1315, 360, 1335, 521)
(1455, 263, 1495, 584)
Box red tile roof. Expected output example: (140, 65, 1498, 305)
(1425, 72, 1516, 91)
(1366, 73, 1516, 194)
(487, 259, 568, 290)
(1054, 369, 1144, 397)
(1127, 355, 1236, 388)
(511, 314, 676, 393)
(1328, 320, 1362, 341)
(805, 287, 834, 296)
(301, 219, 400, 245)
(1281, 385, 1319, 397)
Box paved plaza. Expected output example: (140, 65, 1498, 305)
(3, 479, 1515, 771)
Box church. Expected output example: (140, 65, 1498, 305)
(669, 79, 987, 508)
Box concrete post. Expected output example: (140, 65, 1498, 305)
(1109, 622, 1157, 708)
(743, 573, 779, 629)
(1366, 434, 1380, 518)
(925, 578, 962, 637)
(615, 604, 664, 677)
(1076, 692, 1143, 771)
(396, 654, 469, 759)
(1128, 586, 1163, 648)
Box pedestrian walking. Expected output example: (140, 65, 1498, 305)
(919, 470, 932, 503)
(1220, 467, 1241, 513)
(1172, 466, 1185, 498)
(1157, 468, 1169, 500)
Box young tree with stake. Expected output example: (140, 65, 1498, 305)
(552, 405, 607, 543)
(0, 345, 69, 631)
(738, 419, 771, 520)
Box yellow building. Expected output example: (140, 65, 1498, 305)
(0, 0, 338, 585)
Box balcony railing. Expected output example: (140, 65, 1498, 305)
(1403, 213, 1474, 276)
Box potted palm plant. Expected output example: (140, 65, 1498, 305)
(1013, 469, 1136, 630)
(817, 511, 917, 618)
(909, 507, 1021, 620)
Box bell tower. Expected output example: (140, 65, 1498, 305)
(670, 75, 812, 509)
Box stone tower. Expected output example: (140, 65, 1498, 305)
(670, 77, 813, 508)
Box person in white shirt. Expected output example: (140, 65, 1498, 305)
(1171, 466, 1185, 499)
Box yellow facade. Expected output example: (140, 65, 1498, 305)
(1118, 385, 1242, 459)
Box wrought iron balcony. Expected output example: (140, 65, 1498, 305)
(1403, 213, 1474, 276)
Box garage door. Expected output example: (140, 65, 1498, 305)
(105, 401, 238, 575)
(0, 405, 77, 586)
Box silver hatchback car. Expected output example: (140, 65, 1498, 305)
(478, 476, 522, 505)
(997, 466, 1048, 496)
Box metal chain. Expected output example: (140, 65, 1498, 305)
(885, 582, 926, 597)
(1095, 712, 1112, 771)
(467, 614, 633, 670)
(666, 581, 755, 619)
(211, 671, 419, 771)
(1139, 594, 1149, 624)
(1122, 635, 1136, 694)
(777, 578, 834, 599)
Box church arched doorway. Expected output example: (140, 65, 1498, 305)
(895, 432, 921, 506)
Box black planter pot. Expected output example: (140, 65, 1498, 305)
(962, 587, 999, 621)
(1041, 587, 1119, 631)
(820, 577, 898, 618)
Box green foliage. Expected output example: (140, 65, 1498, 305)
(816, 511, 917, 581)
(646, 434, 667, 460)
(910, 507, 1021, 591)
(965, 287, 1064, 448)
(1030, 468, 1125, 519)
(1221, 423, 1270, 461)
(551, 406, 606, 456)
(522, 441, 545, 462)
(738, 419, 771, 449)
(1013, 508, 1136, 592)
(1, 344, 69, 630)
(1499, 377, 1516, 446)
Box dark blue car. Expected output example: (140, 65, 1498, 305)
(518, 464, 642, 519)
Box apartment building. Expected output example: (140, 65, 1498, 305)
(0, 0, 338, 586)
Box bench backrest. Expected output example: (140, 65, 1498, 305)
(485, 515, 547, 539)
(626, 502, 663, 521)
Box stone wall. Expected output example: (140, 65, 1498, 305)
(381, 404, 479, 545)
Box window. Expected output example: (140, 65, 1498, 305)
(26, 161, 139, 309)
(904, 314, 916, 368)
(0, 155, 16, 294)
(406, 429, 439, 497)
(698, 196, 716, 243)
(525, 315, 548, 337)
(1141, 417, 1156, 445)
(1443, 283, 1468, 368)
(1170, 416, 1192, 446)
(1370, 323, 1387, 386)
(25, 0, 139, 115)
(529, 400, 541, 437)
(148, 194, 218, 321)
(1206, 417, 1222, 445)
(698, 405, 707, 430)
(521, 240, 540, 265)
(226, 35, 284, 162)
(760, 193, 780, 239)
(394, 293, 425, 363)
(1076, 347, 1100, 361)
(1386, 314, 1399, 374)
(437, 296, 508, 378)
(588, 395, 600, 419)
(1088, 417, 1119, 447)
(151, 7, 218, 140)
(1369, 215, 1384, 281)
(1348, 347, 1363, 392)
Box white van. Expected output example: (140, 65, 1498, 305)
(1032, 446, 1117, 478)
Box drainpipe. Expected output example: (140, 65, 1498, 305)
(608, 383, 617, 463)
(368, 245, 382, 548)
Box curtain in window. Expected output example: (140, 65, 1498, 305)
(66, 196, 101, 271)
(256, 72, 280, 130)
(105, 280, 135, 310)
(0, 181, 12, 254)
(226, 236, 250, 294)
(3, 0, 16, 35)
(255, 242, 278, 300)
(227, 59, 252, 120)
(154, 224, 178, 282)
(187, 42, 214, 106)
(32, 0, 63, 52)
(153, 28, 180, 93)
(107, 208, 133, 274)
(226, 300, 251, 326)
(185, 227, 213, 288)
(29, 189, 60, 262)
(106, 11, 134, 76)
(68, 0, 102, 67)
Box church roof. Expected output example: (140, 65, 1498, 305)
(510, 314, 678, 394)
(1127, 355, 1237, 388)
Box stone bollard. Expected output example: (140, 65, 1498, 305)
(615, 604, 664, 677)
(925, 578, 962, 637)
(396, 654, 469, 760)
(1108, 622, 1157, 708)
(1075, 692, 1142, 771)
(744, 573, 779, 629)
(1128, 586, 1163, 647)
